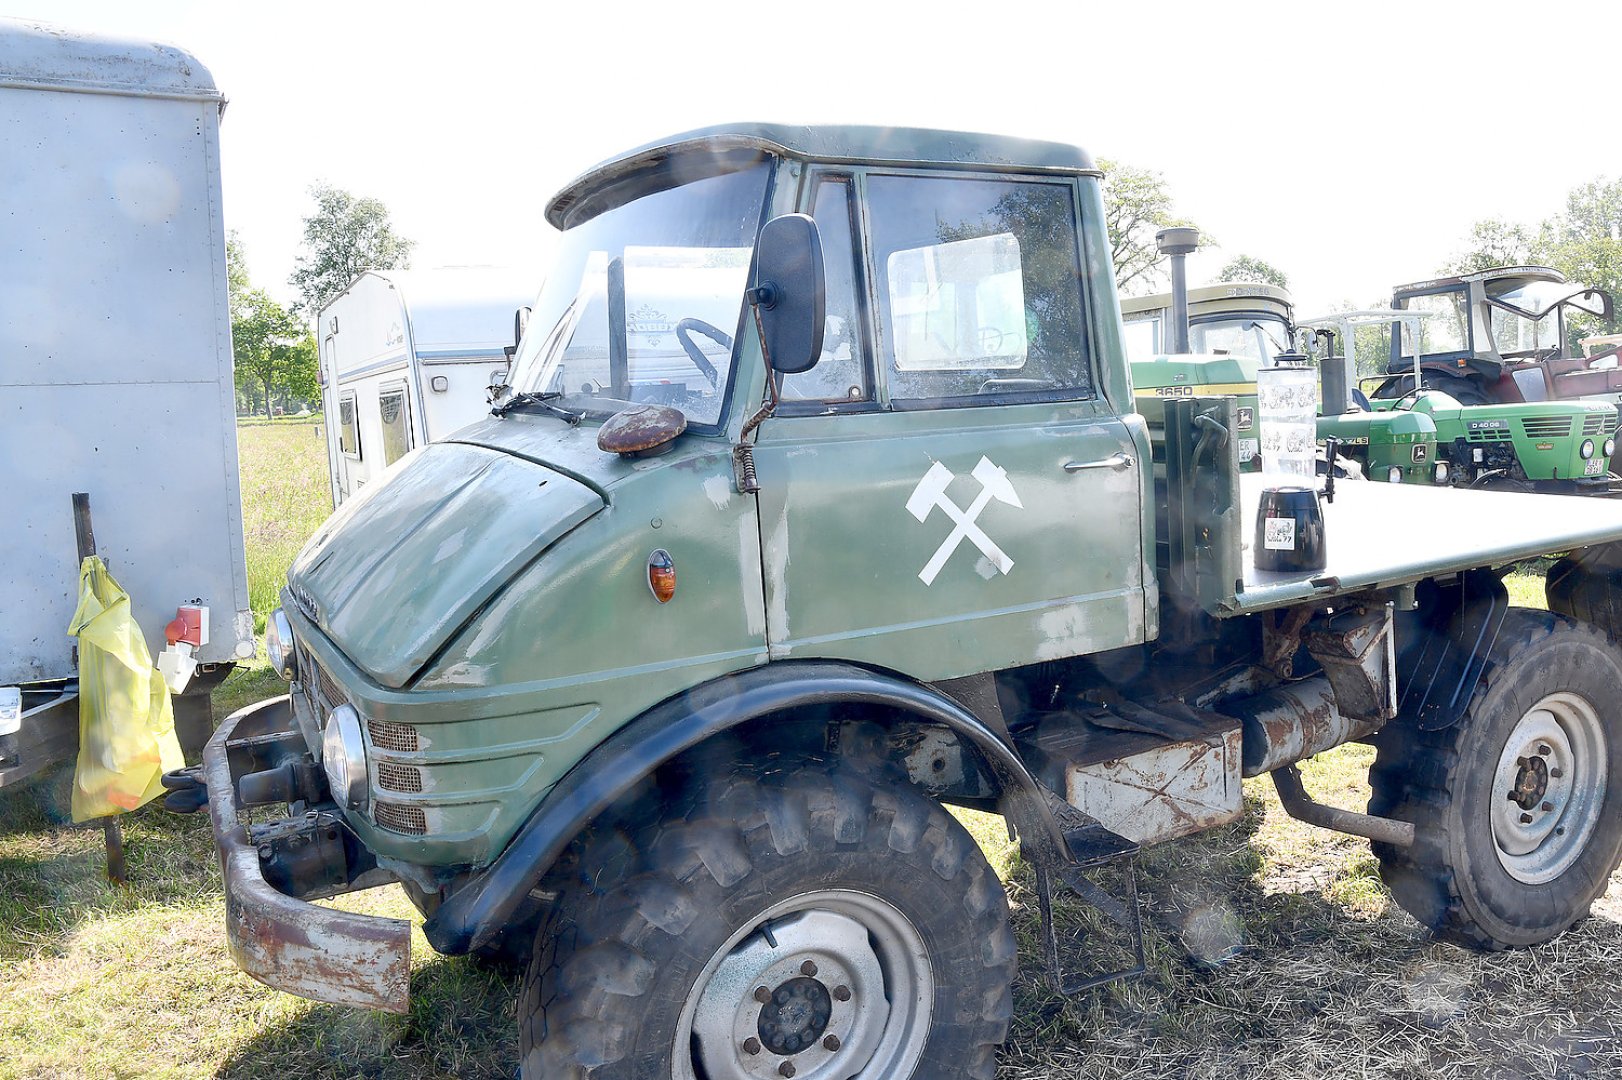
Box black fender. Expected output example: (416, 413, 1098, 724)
(423, 659, 1070, 955)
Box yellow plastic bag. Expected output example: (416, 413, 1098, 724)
(66, 556, 184, 822)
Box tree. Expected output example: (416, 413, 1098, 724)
(1217, 254, 1289, 289)
(226, 229, 252, 315)
(1541, 178, 1622, 343)
(288, 182, 414, 317)
(233, 288, 316, 417)
(1440, 218, 1538, 275)
(1099, 158, 1204, 296)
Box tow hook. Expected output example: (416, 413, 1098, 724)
(160, 765, 208, 814)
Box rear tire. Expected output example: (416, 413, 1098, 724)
(1369, 610, 1622, 949)
(518, 762, 1015, 1079)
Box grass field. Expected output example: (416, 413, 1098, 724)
(2, 421, 1620, 1079)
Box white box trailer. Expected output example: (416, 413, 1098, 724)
(318, 269, 532, 505)
(0, 20, 254, 786)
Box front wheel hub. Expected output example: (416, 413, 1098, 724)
(681, 893, 932, 1080)
(757, 976, 833, 1055)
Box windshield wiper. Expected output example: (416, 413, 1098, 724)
(491, 391, 583, 425)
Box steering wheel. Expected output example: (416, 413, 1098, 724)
(1502, 347, 1562, 362)
(1390, 385, 1425, 411)
(674, 319, 731, 390)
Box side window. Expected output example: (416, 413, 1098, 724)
(378, 384, 411, 466)
(780, 177, 868, 403)
(867, 174, 1091, 405)
(1122, 315, 1161, 363)
(339, 391, 362, 458)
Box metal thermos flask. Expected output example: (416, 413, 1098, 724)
(1254, 485, 1327, 573)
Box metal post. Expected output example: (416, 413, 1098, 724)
(71, 492, 128, 887)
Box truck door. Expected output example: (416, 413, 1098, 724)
(752, 171, 1149, 682)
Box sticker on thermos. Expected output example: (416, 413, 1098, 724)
(1263, 516, 1296, 551)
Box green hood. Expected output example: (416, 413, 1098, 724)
(288, 439, 604, 688)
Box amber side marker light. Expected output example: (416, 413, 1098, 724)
(648, 549, 676, 603)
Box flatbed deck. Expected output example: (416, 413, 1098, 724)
(1226, 474, 1622, 613)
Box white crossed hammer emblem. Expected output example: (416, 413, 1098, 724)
(905, 456, 1023, 586)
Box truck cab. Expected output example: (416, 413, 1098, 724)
(194, 125, 1622, 1080)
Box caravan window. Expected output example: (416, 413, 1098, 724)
(379, 385, 411, 466)
(339, 392, 361, 458)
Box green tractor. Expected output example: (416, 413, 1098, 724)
(1308, 307, 1619, 493)
(1124, 281, 1431, 478)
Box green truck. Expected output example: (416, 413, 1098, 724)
(182, 126, 1622, 1079)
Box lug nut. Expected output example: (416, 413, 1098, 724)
(832, 984, 851, 1001)
(823, 1034, 842, 1051)
(1520, 812, 1534, 824)
(754, 986, 772, 1004)
(742, 1037, 761, 1055)
(778, 1063, 796, 1078)
(800, 959, 818, 977)
(1538, 744, 1552, 756)
(1552, 767, 1564, 779)
(1542, 802, 1554, 812)
(1516, 757, 1528, 768)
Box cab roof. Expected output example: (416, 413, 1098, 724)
(0, 18, 221, 103)
(546, 123, 1099, 230)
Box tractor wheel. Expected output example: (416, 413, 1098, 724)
(519, 761, 1016, 1079)
(1369, 609, 1622, 949)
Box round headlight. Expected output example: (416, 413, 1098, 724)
(266, 608, 296, 681)
(1434, 461, 1450, 484)
(1387, 465, 1404, 483)
(1581, 439, 1596, 460)
(322, 704, 369, 811)
(1606, 438, 1616, 458)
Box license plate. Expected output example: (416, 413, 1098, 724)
(1586, 457, 1605, 476)
(1238, 438, 1260, 463)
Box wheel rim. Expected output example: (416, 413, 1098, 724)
(1490, 691, 1608, 885)
(676, 889, 933, 1080)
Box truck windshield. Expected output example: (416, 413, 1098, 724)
(1189, 315, 1291, 362)
(507, 162, 771, 429)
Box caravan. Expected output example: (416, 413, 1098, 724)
(317, 269, 532, 505)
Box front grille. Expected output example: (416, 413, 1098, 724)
(1584, 414, 1610, 436)
(1466, 428, 1510, 442)
(317, 666, 349, 710)
(1522, 416, 1574, 439)
(376, 761, 424, 794)
(367, 718, 421, 753)
(373, 800, 427, 835)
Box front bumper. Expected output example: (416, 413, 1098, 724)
(203, 695, 411, 1014)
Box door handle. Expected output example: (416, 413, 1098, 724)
(1064, 452, 1134, 473)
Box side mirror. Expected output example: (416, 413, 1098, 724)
(505, 306, 532, 361)
(749, 214, 825, 375)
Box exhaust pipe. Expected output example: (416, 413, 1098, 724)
(1157, 227, 1200, 355)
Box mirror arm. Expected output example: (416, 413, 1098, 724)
(732, 299, 784, 495)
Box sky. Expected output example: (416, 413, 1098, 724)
(7, 0, 1620, 317)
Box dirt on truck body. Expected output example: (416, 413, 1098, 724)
(177, 123, 1622, 1080)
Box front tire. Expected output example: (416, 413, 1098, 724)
(1369, 610, 1622, 949)
(519, 762, 1016, 1079)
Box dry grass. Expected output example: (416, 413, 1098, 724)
(4, 422, 1620, 1078)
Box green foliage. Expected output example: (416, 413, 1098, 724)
(288, 182, 415, 317)
(1100, 158, 1204, 296)
(233, 288, 315, 418)
(1440, 218, 1537, 275)
(1541, 178, 1622, 346)
(1217, 254, 1289, 289)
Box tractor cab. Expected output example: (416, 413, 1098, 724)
(1369, 266, 1613, 405)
